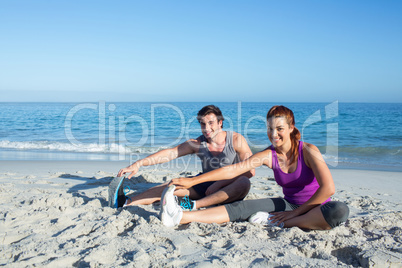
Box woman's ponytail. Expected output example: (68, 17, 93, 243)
(290, 127, 301, 164)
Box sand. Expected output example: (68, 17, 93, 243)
(1, 160, 402, 267)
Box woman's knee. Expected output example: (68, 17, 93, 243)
(320, 201, 350, 228)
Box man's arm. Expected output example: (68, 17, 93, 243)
(232, 132, 255, 178)
(205, 132, 255, 195)
(118, 139, 199, 179)
(204, 132, 255, 194)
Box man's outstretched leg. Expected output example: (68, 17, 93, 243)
(113, 176, 249, 209)
(124, 182, 197, 207)
(188, 176, 251, 209)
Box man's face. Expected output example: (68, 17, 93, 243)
(199, 113, 223, 140)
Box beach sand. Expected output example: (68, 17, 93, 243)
(1, 160, 402, 267)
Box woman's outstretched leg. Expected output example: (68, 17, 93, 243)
(161, 185, 230, 227)
(181, 206, 230, 224)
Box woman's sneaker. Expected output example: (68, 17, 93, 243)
(160, 185, 183, 227)
(248, 211, 284, 228)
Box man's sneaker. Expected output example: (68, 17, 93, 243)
(248, 211, 284, 228)
(160, 185, 183, 227)
(179, 195, 196, 211)
(108, 176, 128, 208)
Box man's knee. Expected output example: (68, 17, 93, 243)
(234, 176, 251, 198)
(174, 188, 196, 199)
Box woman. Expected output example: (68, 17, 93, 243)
(161, 105, 349, 230)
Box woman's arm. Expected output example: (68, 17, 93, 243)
(171, 149, 272, 189)
(271, 143, 335, 222)
(298, 143, 335, 210)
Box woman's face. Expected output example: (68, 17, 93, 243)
(267, 117, 294, 147)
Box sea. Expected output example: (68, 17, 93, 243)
(0, 102, 401, 171)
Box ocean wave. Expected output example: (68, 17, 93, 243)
(0, 140, 164, 155)
(336, 146, 402, 156)
(1, 140, 401, 168)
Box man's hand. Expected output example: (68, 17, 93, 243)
(169, 177, 195, 189)
(117, 164, 140, 179)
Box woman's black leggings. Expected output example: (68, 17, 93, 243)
(224, 198, 349, 228)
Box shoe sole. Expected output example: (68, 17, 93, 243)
(249, 212, 284, 228)
(108, 176, 125, 208)
(249, 211, 270, 224)
(160, 185, 175, 225)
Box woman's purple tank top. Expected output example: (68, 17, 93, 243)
(270, 141, 331, 205)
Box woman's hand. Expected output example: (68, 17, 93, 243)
(170, 177, 195, 189)
(269, 210, 299, 226)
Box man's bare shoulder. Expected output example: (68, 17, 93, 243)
(232, 131, 249, 148)
(232, 131, 244, 141)
(183, 138, 202, 150)
(177, 138, 202, 156)
(232, 132, 254, 160)
(187, 138, 201, 146)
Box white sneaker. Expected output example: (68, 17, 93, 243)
(161, 185, 183, 227)
(248, 211, 284, 228)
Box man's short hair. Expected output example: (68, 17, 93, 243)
(197, 105, 224, 126)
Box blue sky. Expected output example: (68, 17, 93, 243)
(1, 0, 401, 102)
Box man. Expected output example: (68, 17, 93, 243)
(111, 105, 254, 210)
